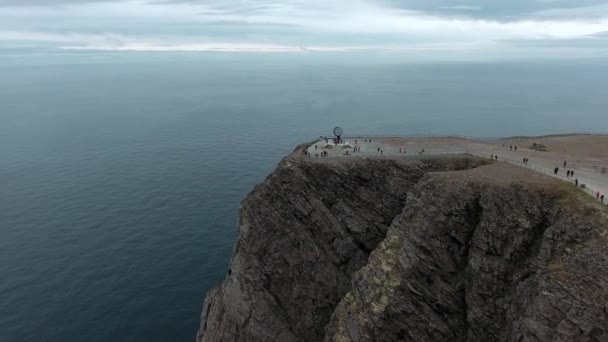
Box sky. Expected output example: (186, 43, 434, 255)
(0, 0, 608, 58)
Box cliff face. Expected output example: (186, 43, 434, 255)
(198, 149, 608, 342)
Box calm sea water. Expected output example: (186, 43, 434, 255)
(1, 51, 607, 342)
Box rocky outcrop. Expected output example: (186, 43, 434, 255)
(198, 147, 608, 342)
(325, 165, 608, 342)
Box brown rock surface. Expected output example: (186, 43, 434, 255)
(198, 147, 608, 342)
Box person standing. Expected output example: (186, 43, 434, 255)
(554, 167, 559, 175)
(571, 170, 574, 177)
(515, 146, 518, 151)
(563, 161, 567, 168)
(601, 194, 605, 203)
(575, 179, 579, 187)
(597, 191, 600, 200)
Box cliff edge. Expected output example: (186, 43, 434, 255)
(198, 146, 608, 342)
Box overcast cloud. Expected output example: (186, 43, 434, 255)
(0, 0, 607, 57)
(3, 0, 608, 18)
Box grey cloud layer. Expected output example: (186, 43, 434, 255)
(156, 0, 608, 19)
(385, 0, 608, 18)
(0, 0, 120, 5)
(3, 0, 608, 21)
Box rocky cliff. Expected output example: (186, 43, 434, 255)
(197, 146, 608, 342)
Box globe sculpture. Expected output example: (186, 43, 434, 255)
(333, 126, 343, 144)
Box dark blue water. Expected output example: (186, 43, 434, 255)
(1, 51, 608, 342)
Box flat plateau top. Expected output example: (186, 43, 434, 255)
(304, 134, 608, 205)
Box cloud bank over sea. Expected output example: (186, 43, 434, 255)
(1, 0, 607, 58)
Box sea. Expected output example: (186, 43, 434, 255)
(1, 50, 608, 342)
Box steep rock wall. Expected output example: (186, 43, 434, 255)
(325, 164, 608, 342)
(198, 153, 488, 342)
(198, 149, 608, 342)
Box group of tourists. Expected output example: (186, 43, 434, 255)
(497, 148, 604, 204)
(305, 145, 330, 158)
(562, 161, 576, 178)
(312, 139, 364, 158)
(560, 161, 605, 204)
(557, 162, 575, 178)
(555, 167, 576, 178)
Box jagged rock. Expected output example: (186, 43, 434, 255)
(198, 146, 608, 342)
